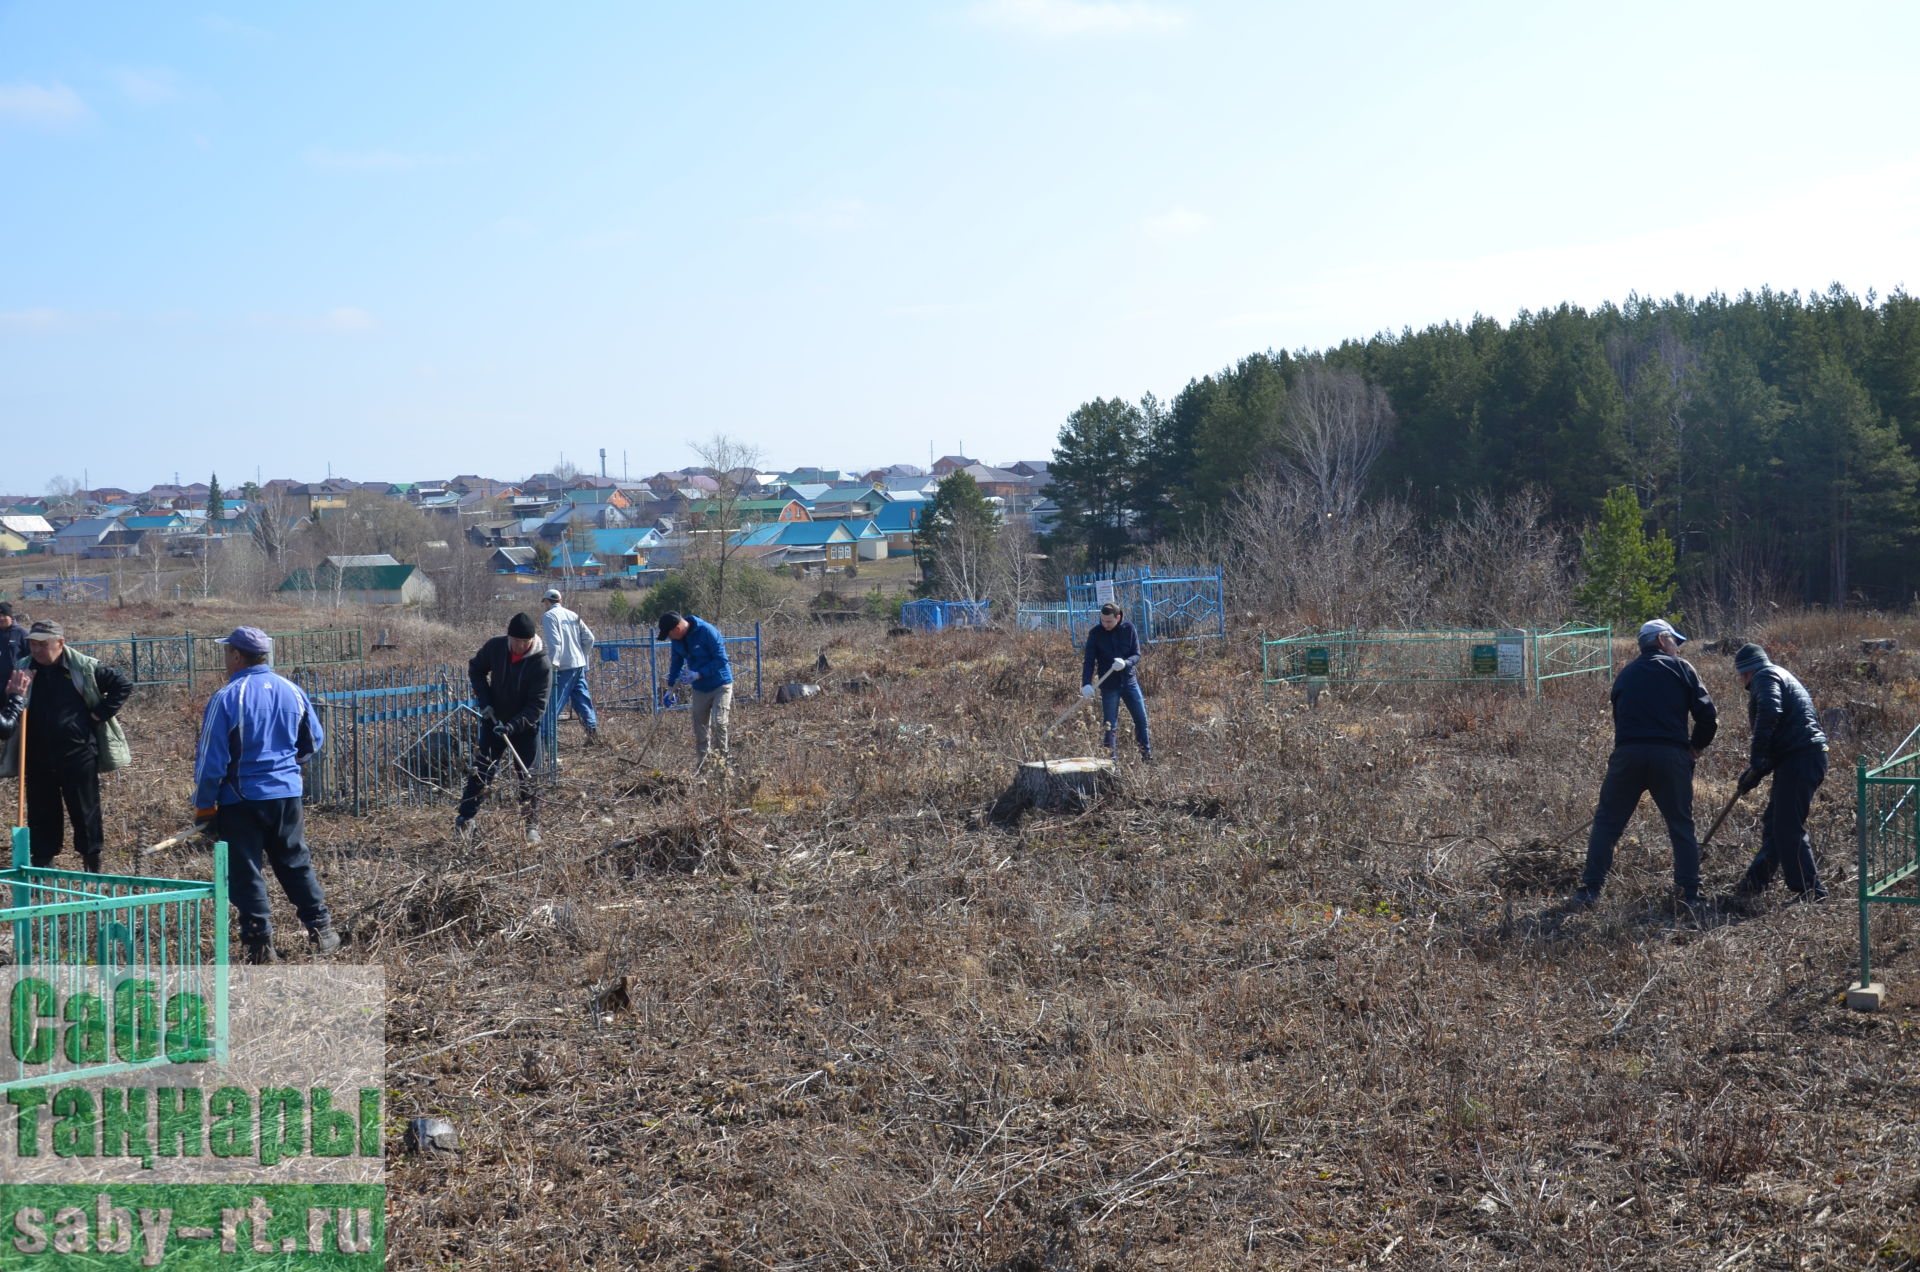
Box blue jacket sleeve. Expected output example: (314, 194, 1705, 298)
(193, 689, 234, 809)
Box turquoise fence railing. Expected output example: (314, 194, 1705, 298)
(1857, 723, 1920, 991)
(3, 826, 229, 1091)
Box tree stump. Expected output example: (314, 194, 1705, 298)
(998, 758, 1117, 820)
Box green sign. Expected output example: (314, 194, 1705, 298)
(1471, 645, 1499, 675)
(1305, 647, 1330, 676)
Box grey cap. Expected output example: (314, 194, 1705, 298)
(1733, 643, 1770, 675)
(542, 588, 562, 602)
(1637, 618, 1687, 648)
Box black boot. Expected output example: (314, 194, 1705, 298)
(80, 853, 102, 874)
(244, 939, 280, 965)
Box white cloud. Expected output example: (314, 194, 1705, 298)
(305, 147, 444, 172)
(964, 0, 1187, 36)
(0, 309, 77, 332)
(322, 307, 377, 333)
(1143, 207, 1211, 237)
(0, 82, 88, 127)
(113, 68, 181, 106)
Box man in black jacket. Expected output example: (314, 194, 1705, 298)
(1570, 619, 1718, 910)
(0, 604, 29, 670)
(454, 612, 550, 844)
(0, 620, 134, 870)
(1728, 643, 1829, 900)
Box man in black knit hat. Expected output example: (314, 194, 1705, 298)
(454, 612, 551, 843)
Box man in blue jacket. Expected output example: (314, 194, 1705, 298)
(1082, 602, 1150, 762)
(193, 626, 338, 964)
(1728, 643, 1830, 901)
(660, 611, 733, 769)
(1570, 618, 1718, 911)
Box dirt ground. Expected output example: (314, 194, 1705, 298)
(53, 611, 1920, 1269)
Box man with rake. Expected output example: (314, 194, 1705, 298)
(454, 612, 551, 844)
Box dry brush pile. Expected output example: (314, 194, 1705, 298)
(72, 615, 1920, 1269)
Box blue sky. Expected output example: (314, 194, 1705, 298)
(4, 0, 1918, 493)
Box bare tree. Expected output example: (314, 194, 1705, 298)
(1273, 365, 1395, 522)
(987, 517, 1045, 616)
(687, 433, 765, 618)
(1218, 470, 1419, 629)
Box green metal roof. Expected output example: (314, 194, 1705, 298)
(278, 563, 419, 592)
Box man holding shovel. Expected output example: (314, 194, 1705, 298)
(0, 620, 133, 871)
(454, 612, 551, 843)
(1727, 643, 1830, 902)
(1568, 618, 1717, 911)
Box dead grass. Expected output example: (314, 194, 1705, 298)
(47, 614, 1920, 1268)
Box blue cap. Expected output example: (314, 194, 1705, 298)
(1637, 618, 1687, 648)
(217, 626, 273, 655)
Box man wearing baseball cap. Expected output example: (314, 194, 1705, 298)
(1569, 618, 1718, 912)
(539, 587, 599, 753)
(0, 619, 134, 871)
(659, 611, 733, 770)
(193, 626, 339, 962)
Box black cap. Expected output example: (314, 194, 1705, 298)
(0, 602, 12, 617)
(657, 612, 684, 638)
(507, 612, 537, 639)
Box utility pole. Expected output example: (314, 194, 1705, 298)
(599, 448, 607, 479)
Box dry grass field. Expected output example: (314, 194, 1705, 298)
(55, 608, 1920, 1269)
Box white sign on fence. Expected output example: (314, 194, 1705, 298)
(1094, 580, 1116, 606)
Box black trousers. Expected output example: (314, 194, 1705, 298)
(1581, 743, 1701, 896)
(219, 796, 332, 943)
(25, 762, 103, 869)
(1739, 746, 1828, 895)
(457, 727, 539, 822)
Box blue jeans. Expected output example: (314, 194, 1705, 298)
(1581, 743, 1700, 897)
(543, 665, 599, 749)
(1739, 746, 1828, 895)
(1100, 680, 1151, 757)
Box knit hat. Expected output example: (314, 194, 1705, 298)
(1733, 643, 1770, 675)
(507, 612, 537, 639)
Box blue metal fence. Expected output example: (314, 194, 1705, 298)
(901, 600, 991, 632)
(295, 662, 555, 814)
(1061, 565, 1226, 646)
(591, 622, 763, 712)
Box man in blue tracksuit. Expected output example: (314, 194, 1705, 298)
(1082, 602, 1150, 762)
(660, 611, 734, 769)
(193, 626, 337, 964)
(1728, 643, 1830, 901)
(1570, 618, 1717, 910)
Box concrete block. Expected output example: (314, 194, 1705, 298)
(1846, 981, 1887, 1013)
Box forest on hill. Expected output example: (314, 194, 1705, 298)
(1046, 287, 1920, 619)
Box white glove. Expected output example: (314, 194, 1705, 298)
(1081, 684, 1095, 699)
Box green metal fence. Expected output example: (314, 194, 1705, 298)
(1857, 723, 1920, 990)
(1261, 624, 1612, 697)
(3, 826, 230, 1090)
(67, 626, 364, 689)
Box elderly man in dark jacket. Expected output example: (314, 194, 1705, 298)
(0, 603, 29, 670)
(1728, 643, 1829, 901)
(1570, 619, 1718, 910)
(0, 620, 134, 870)
(454, 612, 551, 843)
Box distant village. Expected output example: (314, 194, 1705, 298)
(0, 456, 1056, 605)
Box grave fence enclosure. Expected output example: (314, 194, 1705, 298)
(1857, 722, 1920, 994)
(1261, 624, 1611, 697)
(591, 622, 763, 712)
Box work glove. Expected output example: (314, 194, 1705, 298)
(1081, 684, 1095, 699)
(659, 690, 677, 708)
(480, 706, 497, 726)
(1737, 766, 1763, 794)
(193, 807, 218, 837)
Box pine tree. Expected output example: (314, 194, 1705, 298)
(1575, 485, 1678, 629)
(206, 474, 225, 536)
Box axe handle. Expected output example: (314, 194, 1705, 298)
(1039, 663, 1120, 742)
(139, 826, 203, 857)
(1700, 788, 1743, 847)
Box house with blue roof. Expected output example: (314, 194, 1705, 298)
(730, 519, 859, 568)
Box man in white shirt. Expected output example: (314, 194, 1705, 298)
(540, 588, 600, 751)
